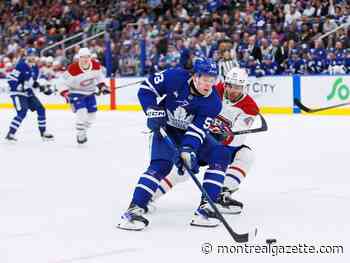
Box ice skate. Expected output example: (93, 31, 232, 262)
(190, 202, 220, 227)
(41, 132, 54, 141)
(117, 204, 149, 231)
(217, 187, 243, 214)
(5, 133, 17, 143)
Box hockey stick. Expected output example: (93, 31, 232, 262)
(112, 80, 143, 90)
(231, 113, 268, 135)
(294, 98, 350, 113)
(159, 128, 257, 243)
(142, 114, 268, 136)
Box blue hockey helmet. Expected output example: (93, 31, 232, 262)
(193, 58, 218, 77)
(26, 48, 37, 57)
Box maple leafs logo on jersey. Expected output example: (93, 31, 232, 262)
(167, 106, 194, 130)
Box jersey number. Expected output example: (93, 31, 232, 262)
(203, 117, 213, 130)
(154, 71, 165, 84)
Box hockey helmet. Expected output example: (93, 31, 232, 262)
(26, 48, 37, 57)
(224, 67, 248, 87)
(193, 58, 218, 77)
(78, 47, 91, 58)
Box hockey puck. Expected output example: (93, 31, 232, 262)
(266, 239, 277, 244)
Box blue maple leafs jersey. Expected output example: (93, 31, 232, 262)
(138, 68, 222, 151)
(296, 59, 307, 74)
(8, 59, 39, 96)
(285, 59, 297, 74)
(345, 58, 350, 73)
(263, 62, 278, 76)
(307, 59, 318, 74)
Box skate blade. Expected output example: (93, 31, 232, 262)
(190, 221, 220, 228)
(218, 206, 242, 215)
(4, 139, 17, 144)
(116, 223, 146, 231)
(42, 138, 55, 142)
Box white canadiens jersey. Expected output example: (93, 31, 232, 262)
(62, 60, 104, 95)
(41, 66, 56, 80)
(215, 82, 260, 147)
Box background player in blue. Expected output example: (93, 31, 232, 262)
(117, 58, 231, 231)
(5, 48, 54, 142)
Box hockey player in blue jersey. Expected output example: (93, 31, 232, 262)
(5, 48, 54, 142)
(117, 58, 232, 230)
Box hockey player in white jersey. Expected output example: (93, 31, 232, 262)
(60, 48, 109, 144)
(151, 67, 259, 214)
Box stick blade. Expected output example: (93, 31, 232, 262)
(294, 98, 312, 112)
(234, 227, 258, 243)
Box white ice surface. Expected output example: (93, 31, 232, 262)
(0, 110, 349, 262)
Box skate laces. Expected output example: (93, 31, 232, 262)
(127, 205, 145, 216)
(220, 190, 231, 201)
(197, 202, 216, 218)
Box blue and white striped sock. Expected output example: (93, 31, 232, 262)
(8, 116, 23, 135)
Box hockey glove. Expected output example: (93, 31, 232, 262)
(97, 83, 110, 95)
(146, 106, 166, 131)
(178, 146, 199, 174)
(32, 81, 40, 89)
(43, 87, 54, 95)
(60, 90, 70, 103)
(209, 123, 234, 145)
(40, 85, 54, 95)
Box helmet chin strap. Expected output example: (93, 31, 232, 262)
(190, 75, 203, 96)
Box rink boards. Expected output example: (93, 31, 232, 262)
(1, 75, 350, 115)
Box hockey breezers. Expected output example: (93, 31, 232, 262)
(294, 98, 350, 113)
(159, 128, 257, 243)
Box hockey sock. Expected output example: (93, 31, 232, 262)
(76, 108, 88, 136)
(8, 115, 24, 135)
(203, 164, 226, 202)
(86, 112, 96, 129)
(153, 166, 189, 201)
(37, 114, 46, 136)
(224, 147, 254, 192)
(132, 160, 172, 209)
(225, 166, 245, 191)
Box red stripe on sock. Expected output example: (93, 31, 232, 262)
(229, 166, 246, 177)
(163, 178, 173, 188)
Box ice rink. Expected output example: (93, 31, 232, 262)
(0, 109, 349, 262)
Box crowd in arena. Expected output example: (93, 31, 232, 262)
(1, 0, 350, 78)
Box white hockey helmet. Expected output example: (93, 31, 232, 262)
(46, 56, 54, 64)
(224, 67, 248, 87)
(78, 47, 91, 58)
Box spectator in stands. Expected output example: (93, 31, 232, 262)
(2, 0, 350, 77)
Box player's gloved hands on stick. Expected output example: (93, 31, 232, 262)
(43, 87, 53, 95)
(179, 146, 199, 174)
(40, 85, 54, 95)
(60, 90, 70, 103)
(97, 83, 110, 95)
(146, 106, 166, 131)
(32, 81, 40, 89)
(209, 123, 234, 145)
